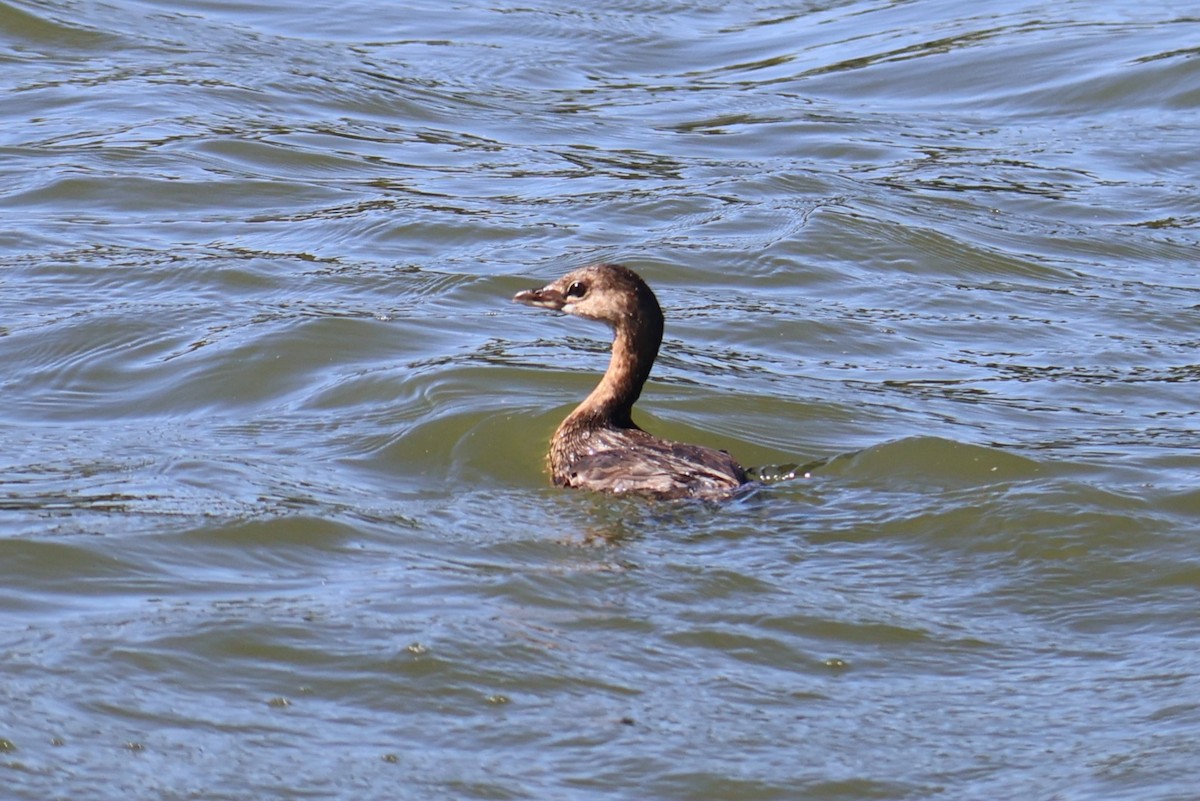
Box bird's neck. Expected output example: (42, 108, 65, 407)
(565, 316, 663, 430)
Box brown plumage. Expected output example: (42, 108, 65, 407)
(513, 263, 749, 500)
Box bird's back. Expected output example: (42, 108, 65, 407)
(551, 423, 748, 500)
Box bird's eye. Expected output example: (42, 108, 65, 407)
(565, 281, 587, 299)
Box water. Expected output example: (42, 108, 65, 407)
(2, 0, 1199, 797)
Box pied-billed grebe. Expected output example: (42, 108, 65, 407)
(513, 263, 749, 500)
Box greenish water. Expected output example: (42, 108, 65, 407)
(2, 0, 1199, 798)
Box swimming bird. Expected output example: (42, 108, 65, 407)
(513, 263, 749, 500)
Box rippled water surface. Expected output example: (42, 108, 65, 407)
(3, 0, 1200, 798)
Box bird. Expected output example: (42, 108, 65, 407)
(513, 263, 749, 500)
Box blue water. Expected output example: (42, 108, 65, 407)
(2, 0, 1199, 798)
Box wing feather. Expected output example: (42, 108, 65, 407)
(558, 427, 747, 500)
